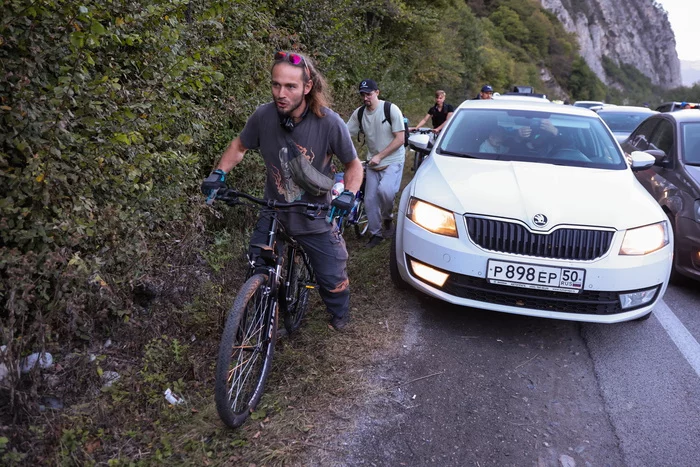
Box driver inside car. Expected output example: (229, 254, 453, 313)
(513, 118, 560, 155)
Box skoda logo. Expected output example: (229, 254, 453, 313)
(533, 214, 548, 227)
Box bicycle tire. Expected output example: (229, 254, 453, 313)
(283, 250, 314, 333)
(353, 199, 369, 237)
(215, 273, 277, 428)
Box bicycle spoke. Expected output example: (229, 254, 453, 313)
(224, 283, 273, 412)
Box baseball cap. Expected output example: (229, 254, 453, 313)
(681, 101, 689, 107)
(359, 79, 379, 93)
(481, 85, 494, 93)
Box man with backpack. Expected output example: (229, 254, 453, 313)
(346, 79, 406, 248)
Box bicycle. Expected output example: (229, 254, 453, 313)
(207, 188, 328, 429)
(409, 127, 435, 171)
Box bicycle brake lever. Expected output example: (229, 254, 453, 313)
(206, 188, 220, 205)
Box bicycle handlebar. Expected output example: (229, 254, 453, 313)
(207, 188, 329, 212)
(410, 127, 434, 134)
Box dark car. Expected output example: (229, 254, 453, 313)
(621, 111, 700, 281)
(595, 105, 658, 143)
(655, 101, 698, 112)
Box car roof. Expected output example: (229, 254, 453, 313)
(595, 106, 657, 113)
(659, 109, 700, 123)
(456, 98, 597, 117)
(492, 94, 550, 103)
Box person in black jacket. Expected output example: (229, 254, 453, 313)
(410, 90, 455, 134)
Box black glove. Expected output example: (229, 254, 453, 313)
(201, 169, 226, 196)
(330, 190, 355, 217)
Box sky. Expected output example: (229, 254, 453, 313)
(656, 0, 700, 61)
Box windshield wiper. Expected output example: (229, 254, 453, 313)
(438, 149, 478, 158)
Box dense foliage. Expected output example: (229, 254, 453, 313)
(2, 0, 697, 461)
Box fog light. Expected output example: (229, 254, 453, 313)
(410, 260, 449, 287)
(619, 286, 658, 310)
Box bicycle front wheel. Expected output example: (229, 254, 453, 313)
(215, 273, 277, 428)
(283, 251, 314, 334)
(353, 199, 369, 237)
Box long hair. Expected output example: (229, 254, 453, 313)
(272, 51, 331, 118)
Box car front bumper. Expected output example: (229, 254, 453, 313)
(395, 217, 673, 323)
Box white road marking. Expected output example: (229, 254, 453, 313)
(654, 299, 700, 378)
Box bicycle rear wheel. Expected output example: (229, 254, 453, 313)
(215, 273, 277, 428)
(353, 199, 369, 237)
(283, 250, 314, 333)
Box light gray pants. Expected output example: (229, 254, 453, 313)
(364, 161, 404, 237)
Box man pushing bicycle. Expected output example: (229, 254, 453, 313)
(201, 51, 363, 331)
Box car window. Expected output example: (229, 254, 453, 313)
(681, 122, 700, 165)
(598, 111, 653, 132)
(627, 118, 660, 150)
(437, 109, 627, 169)
(649, 119, 674, 155)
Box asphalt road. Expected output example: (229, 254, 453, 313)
(332, 281, 700, 467)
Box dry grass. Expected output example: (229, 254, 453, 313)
(3, 164, 418, 466)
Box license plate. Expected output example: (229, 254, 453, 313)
(487, 259, 585, 294)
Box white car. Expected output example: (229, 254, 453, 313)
(391, 99, 673, 323)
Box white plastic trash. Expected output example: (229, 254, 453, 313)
(20, 352, 53, 373)
(164, 388, 184, 405)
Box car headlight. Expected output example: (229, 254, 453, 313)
(695, 200, 700, 223)
(619, 221, 669, 255)
(407, 198, 458, 237)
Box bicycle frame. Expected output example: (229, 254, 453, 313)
(212, 188, 324, 329)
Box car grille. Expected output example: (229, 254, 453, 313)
(436, 274, 659, 315)
(465, 217, 614, 261)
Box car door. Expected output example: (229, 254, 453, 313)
(642, 118, 683, 211)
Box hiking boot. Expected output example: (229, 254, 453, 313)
(365, 235, 384, 249)
(330, 313, 350, 331)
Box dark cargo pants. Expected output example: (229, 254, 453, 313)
(249, 214, 350, 319)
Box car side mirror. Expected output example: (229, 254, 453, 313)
(629, 151, 656, 171)
(408, 133, 430, 151)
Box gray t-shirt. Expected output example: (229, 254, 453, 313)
(239, 102, 357, 235)
(346, 100, 406, 167)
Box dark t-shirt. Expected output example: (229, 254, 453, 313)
(428, 103, 455, 128)
(239, 102, 357, 235)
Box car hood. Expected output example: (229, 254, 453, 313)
(412, 156, 664, 231)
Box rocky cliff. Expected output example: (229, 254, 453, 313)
(540, 0, 681, 89)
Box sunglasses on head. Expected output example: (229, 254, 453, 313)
(275, 51, 305, 65)
(275, 51, 312, 75)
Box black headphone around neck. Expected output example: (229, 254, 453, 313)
(280, 104, 310, 132)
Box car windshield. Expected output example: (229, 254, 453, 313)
(598, 111, 652, 133)
(682, 122, 700, 165)
(437, 109, 627, 169)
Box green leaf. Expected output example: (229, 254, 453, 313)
(112, 133, 131, 145)
(69, 32, 84, 48)
(176, 134, 193, 145)
(91, 21, 106, 36)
